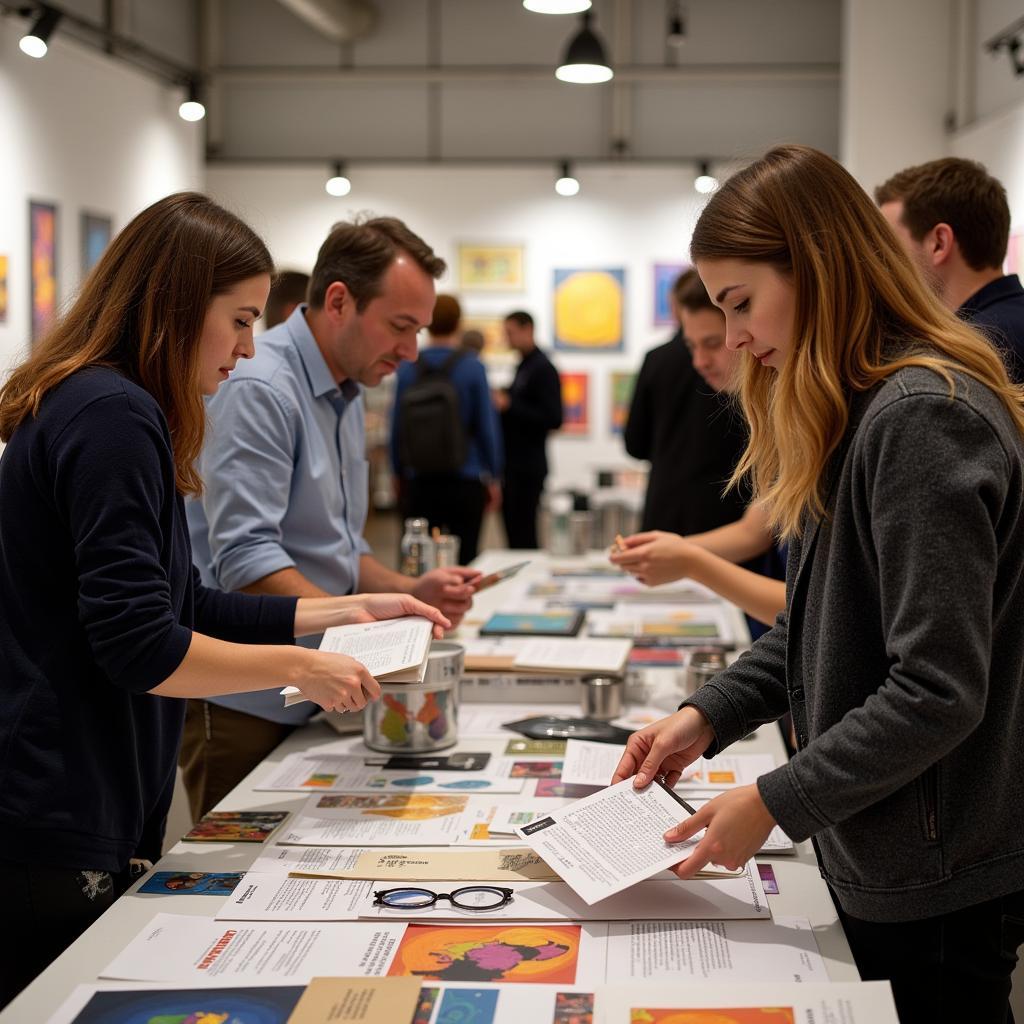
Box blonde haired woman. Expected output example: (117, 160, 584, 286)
(612, 146, 1024, 1024)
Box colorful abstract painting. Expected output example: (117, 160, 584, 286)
(560, 372, 589, 435)
(610, 371, 636, 435)
(459, 244, 525, 291)
(553, 268, 625, 352)
(30, 200, 57, 343)
(653, 262, 690, 326)
(631, 1009, 795, 1024)
(81, 211, 112, 276)
(388, 923, 582, 985)
(0, 254, 8, 323)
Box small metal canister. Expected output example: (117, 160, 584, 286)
(580, 673, 624, 721)
(681, 646, 728, 698)
(363, 641, 464, 753)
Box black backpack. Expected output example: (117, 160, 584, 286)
(398, 350, 470, 475)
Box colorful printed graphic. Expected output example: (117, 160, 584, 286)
(380, 690, 453, 746)
(534, 780, 603, 799)
(139, 871, 244, 895)
(0, 253, 8, 323)
(610, 371, 637, 434)
(653, 262, 690, 326)
(68, 985, 304, 1024)
(181, 811, 289, 843)
(459, 244, 525, 291)
(631, 1009, 795, 1024)
(388, 924, 582, 985)
(413, 987, 440, 1024)
(510, 761, 564, 779)
(554, 268, 625, 352)
(437, 986, 500, 1023)
(554, 991, 595, 1024)
(480, 610, 583, 637)
(315, 793, 468, 819)
(30, 200, 57, 342)
(560, 372, 589, 436)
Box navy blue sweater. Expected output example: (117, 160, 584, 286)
(0, 368, 297, 871)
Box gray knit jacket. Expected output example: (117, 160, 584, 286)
(685, 364, 1024, 922)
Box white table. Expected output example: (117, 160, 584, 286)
(1, 552, 858, 1022)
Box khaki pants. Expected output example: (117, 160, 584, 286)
(179, 700, 294, 823)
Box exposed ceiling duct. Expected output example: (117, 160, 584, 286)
(275, 0, 377, 43)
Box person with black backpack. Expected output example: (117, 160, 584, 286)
(391, 295, 504, 564)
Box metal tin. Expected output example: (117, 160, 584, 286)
(362, 641, 464, 753)
(681, 646, 728, 699)
(580, 672, 624, 721)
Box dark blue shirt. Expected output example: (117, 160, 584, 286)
(959, 274, 1024, 383)
(391, 346, 504, 481)
(0, 367, 296, 871)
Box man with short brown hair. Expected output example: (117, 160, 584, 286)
(876, 157, 1024, 380)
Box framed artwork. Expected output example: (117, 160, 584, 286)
(609, 370, 637, 435)
(1006, 231, 1024, 275)
(553, 268, 625, 352)
(653, 261, 690, 326)
(81, 211, 112, 276)
(560, 371, 589, 436)
(0, 254, 8, 324)
(29, 200, 57, 343)
(458, 244, 525, 291)
(461, 313, 509, 356)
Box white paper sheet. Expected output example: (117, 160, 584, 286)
(597, 980, 899, 1023)
(678, 752, 778, 790)
(515, 778, 702, 904)
(255, 752, 525, 794)
(513, 637, 632, 673)
(100, 914, 408, 982)
(282, 616, 433, 704)
(249, 845, 369, 876)
(604, 915, 827, 982)
(277, 793, 472, 846)
(358, 863, 768, 921)
(216, 874, 373, 920)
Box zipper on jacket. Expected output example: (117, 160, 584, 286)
(921, 766, 939, 842)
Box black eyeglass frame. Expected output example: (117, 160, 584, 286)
(372, 885, 514, 911)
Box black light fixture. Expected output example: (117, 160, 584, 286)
(178, 79, 206, 122)
(325, 161, 352, 197)
(985, 16, 1024, 76)
(667, 2, 687, 48)
(555, 12, 613, 84)
(19, 4, 62, 59)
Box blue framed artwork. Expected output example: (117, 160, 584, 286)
(653, 261, 690, 326)
(80, 211, 112, 277)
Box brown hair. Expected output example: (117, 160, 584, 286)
(429, 294, 462, 336)
(670, 267, 698, 306)
(265, 269, 309, 327)
(677, 274, 720, 316)
(308, 215, 445, 311)
(874, 157, 1010, 271)
(0, 192, 272, 496)
(691, 144, 1024, 539)
(504, 310, 534, 329)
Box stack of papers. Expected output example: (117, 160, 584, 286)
(464, 636, 632, 675)
(282, 616, 434, 706)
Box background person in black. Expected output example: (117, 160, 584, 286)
(493, 311, 563, 549)
(624, 269, 748, 535)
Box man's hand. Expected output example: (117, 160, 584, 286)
(491, 389, 510, 413)
(663, 784, 777, 878)
(611, 707, 716, 789)
(608, 530, 696, 587)
(412, 567, 482, 629)
(484, 481, 502, 513)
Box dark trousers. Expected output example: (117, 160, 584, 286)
(180, 699, 294, 822)
(0, 859, 137, 1009)
(407, 475, 487, 565)
(835, 887, 1024, 1024)
(502, 470, 545, 549)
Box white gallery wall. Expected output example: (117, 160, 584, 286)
(206, 162, 713, 492)
(0, 19, 203, 378)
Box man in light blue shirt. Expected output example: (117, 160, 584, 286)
(183, 216, 481, 819)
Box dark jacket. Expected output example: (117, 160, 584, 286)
(686, 363, 1024, 922)
(624, 332, 748, 534)
(501, 346, 563, 477)
(960, 273, 1024, 384)
(0, 368, 296, 871)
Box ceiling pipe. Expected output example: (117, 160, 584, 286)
(275, 0, 377, 43)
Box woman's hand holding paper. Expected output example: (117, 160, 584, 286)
(611, 707, 715, 789)
(664, 784, 777, 878)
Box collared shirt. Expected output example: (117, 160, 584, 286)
(959, 273, 1024, 383)
(187, 305, 371, 724)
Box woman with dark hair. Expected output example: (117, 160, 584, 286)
(612, 146, 1024, 1024)
(0, 192, 446, 1006)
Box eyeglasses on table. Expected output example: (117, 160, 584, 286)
(372, 885, 514, 911)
